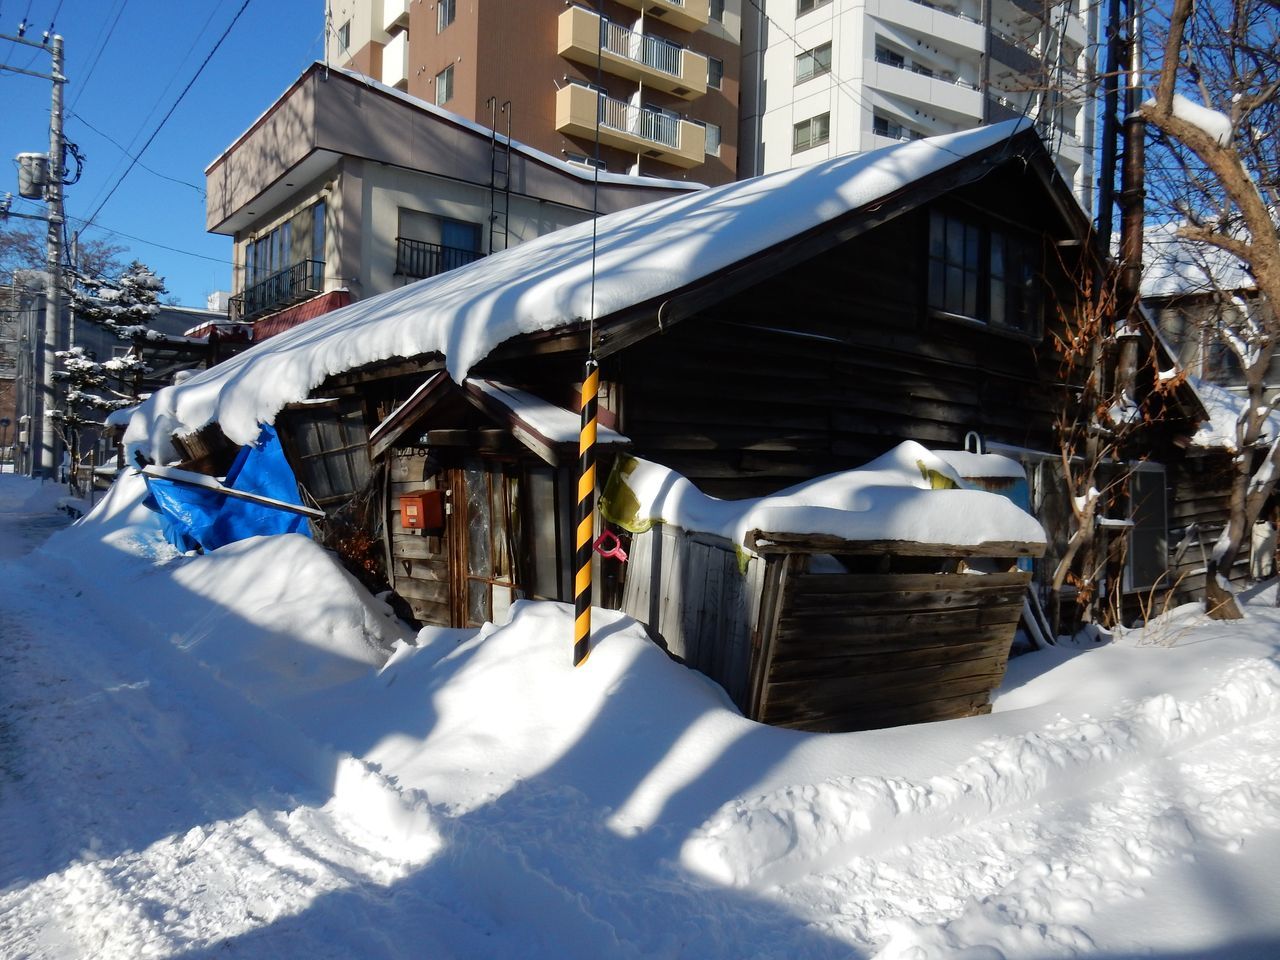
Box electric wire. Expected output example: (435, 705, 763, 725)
(79, 0, 253, 234)
(69, 109, 205, 196)
(68, 0, 127, 111)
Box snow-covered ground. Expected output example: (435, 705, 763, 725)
(1, 471, 1279, 959)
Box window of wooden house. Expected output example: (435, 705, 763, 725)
(278, 398, 372, 506)
(1125, 462, 1168, 592)
(928, 209, 1043, 336)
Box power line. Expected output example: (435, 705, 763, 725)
(68, 0, 127, 111)
(69, 109, 206, 196)
(79, 0, 253, 233)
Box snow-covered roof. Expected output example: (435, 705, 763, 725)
(1142, 220, 1255, 299)
(601, 442, 1045, 553)
(1187, 375, 1280, 451)
(468, 380, 628, 447)
(130, 120, 1036, 462)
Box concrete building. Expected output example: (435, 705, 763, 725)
(324, 0, 741, 186)
(205, 63, 701, 336)
(740, 0, 1095, 207)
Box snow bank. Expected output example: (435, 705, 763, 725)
(681, 657, 1280, 889)
(43, 472, 411, 707)
(602, 441, 1045, 550)
(127, 120, 1032, 463)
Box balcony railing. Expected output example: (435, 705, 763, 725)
(599, 95, 681, 148)
(555, 82, 705, 167)
(395, 238, 484, 280)
(907, 0, 980, 23)
(230, 259, 324, 323)
(558, 6, 706, 99)
(600, 19, 684, 77)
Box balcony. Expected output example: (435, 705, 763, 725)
(611, 0, 709, 33)
(383, 0, 410, 33)
(555, 82, 705, 168)
(394, 238, 485, 280)
(230, 260, 324, 323)
(558, 6, 707, 100)
(867, 55, 983, 121)
(382, 31, 409, 91)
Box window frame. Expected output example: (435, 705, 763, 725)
(797, 0, 833, 15)
(702, 121, 722, 157)
(337, 19, 351, 51)
(710, 0, 725, 21)
(792, 111, 830, 153)
(435, 63, 454, 105)
(1123, 461, 1168, 593)
(795, 41, 832, 83)
(437, 0, 456, 33)
(707, 56, 724, 90)
(926, 207, 1044, 338)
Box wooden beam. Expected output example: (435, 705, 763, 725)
(140, 464, 325, 520)
(746, 530, 1047, 559)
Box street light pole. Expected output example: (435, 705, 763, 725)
(41, 34, 66, 479)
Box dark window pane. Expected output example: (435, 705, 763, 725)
(466, 465, 491, 577)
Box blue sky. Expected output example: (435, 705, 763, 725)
(1, 0, 325, 308)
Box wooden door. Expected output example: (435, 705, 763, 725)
(387, 452, 452, 626)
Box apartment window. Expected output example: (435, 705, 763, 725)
(875, 45, 905, 69)
(797, 0, 833, 14)
(792, 112, 830, 152)
(927, 209, 1042, 335)
(873, 113, 926, 140)
(337, 19, 350, 51)
(438, 0, 456, 32)
(795, 41, 832, 83)
(703, 121, 721, 156)
(710, 0, 725, 21)
(707, 56, 723, 90)
(435, 64, 454, 105)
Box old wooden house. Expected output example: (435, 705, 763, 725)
(130, 120, 1202, 730)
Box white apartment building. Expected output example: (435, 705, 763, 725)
(740, 0, 1095, 208)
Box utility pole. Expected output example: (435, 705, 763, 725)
(1, 31, 66, 478)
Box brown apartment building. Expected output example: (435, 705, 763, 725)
(327, 0, 740, 186)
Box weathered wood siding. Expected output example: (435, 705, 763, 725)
(752, 565, 1031, 732)
(1166, 452, 1249, 605)
(388, 452, 451, 626)
(619, 523, 765, 710)
(615, 207, 1068, 499)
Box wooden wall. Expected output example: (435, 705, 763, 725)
(387, 452, 451, 626)
(611, 205, 1070, 499)
(618, 523, 765, 710)
(752, 563, 1031, 732)
(1164, 451, 1250, 605)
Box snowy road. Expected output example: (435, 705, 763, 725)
(2, 473, 1280, 958)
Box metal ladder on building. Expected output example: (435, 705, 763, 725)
(487, 98, 512, 256)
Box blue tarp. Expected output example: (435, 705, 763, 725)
(143, 425, 313, 552)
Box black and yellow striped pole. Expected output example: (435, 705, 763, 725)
(573, 358, 600, 666)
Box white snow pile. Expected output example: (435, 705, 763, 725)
(602, 441, 1045, 550)
(1165, 92, 1235, 146)
(2, 471, 1280, 959)
(1142, 219, 1255, 299)
(1187, 374, 1280, 450)
(126, 120, 1032, 464)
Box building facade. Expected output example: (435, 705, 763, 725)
(740, 0, 1095, 207)
(206, 64, 701, 337)
(325, 0, 741, 186)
